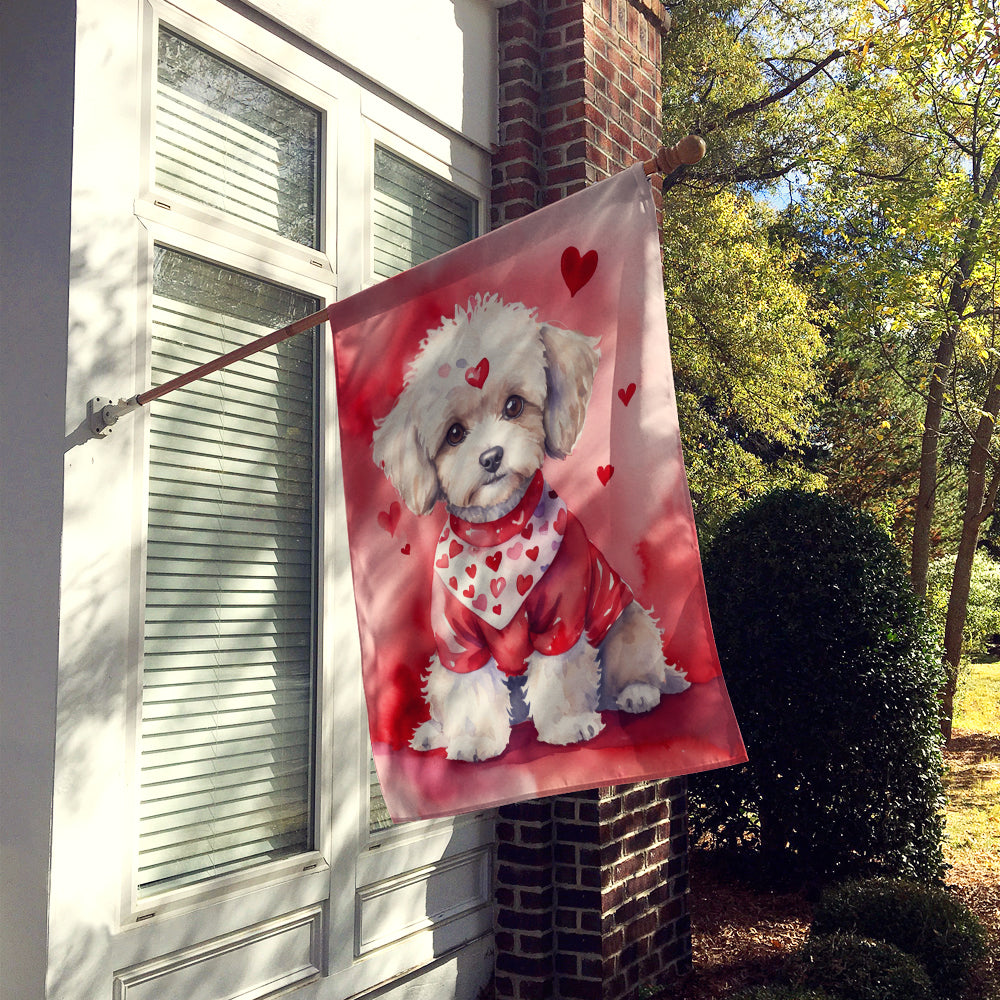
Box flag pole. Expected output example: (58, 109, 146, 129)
(88, 136, 705, 438)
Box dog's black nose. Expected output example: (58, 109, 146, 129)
(479, 446, 503, 473)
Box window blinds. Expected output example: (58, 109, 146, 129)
(138, 248, 318, 895)
(367, 148, 477, 833)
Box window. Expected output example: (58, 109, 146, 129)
(136, 26, 322, 898)
(139, 248, 318, 895)
(155, 28, 320, 247)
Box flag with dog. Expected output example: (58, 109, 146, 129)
(330, 164, 746, 822)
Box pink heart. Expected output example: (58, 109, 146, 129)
(561, 246, 599, 297)
(377, 501, 401, 536)
(465, 358, 489, 389)
(507, 543, 524, 560)
(491, 578, 506, 598)
(473, 594, 488, 611)
(597, 464, 615, 486)
(618, 382, 636, 406)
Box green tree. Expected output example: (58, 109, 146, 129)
(801, 0, 1000, 736)
(663, 189, 825, 538)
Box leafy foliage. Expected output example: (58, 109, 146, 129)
(664, 191, 826, 538)
(927, 549, 1000, 658)
(812, 878, 988, 998)
(792, 933, 934, 1000)
(692, 489, 947, 882)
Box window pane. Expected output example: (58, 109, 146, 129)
(156, 28, 320, 248)
(139, 247, 318, 895)
(369, 149, 478, 832)
(372, 146, 477, 279)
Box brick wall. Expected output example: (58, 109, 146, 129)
(492, 0, 668, 227)
(490, 6, 692, 997)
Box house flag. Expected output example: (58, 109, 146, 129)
(329, 164, 746, 822)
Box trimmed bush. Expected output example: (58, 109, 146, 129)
(692, 489, 946, 882)
(812, 878, 988, 998)
(793, 933, 934, 1000)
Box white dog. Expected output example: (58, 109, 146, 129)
(372, 294, 689, 762)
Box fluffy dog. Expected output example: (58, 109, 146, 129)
(372, 294, 689, 762)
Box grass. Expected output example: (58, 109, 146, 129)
(945, 659, 1000, 868)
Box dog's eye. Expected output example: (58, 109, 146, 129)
(503, 395, 525, 420)
(445, 422, 466, 447)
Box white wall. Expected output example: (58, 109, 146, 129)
(243, 0, 498, 151)
(1, 1, 500, 997)
(0, 0, 76, 994)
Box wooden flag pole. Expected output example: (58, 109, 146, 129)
(88, 137, 706, 437)
(642, 134, 706, 177)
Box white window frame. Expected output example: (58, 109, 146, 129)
(110, 0, 496, 992)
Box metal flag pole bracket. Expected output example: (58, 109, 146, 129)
(86, 139, 705, 440)
(88, 395, 142, 438)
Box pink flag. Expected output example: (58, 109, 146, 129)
(330, 165, 746, 822)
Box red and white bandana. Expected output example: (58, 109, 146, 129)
(434, 472, 567, 629)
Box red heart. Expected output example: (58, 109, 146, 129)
(463, 584, 475, 598)
(521, 523, 534, 540)
(493, 604, 503, 615)
(466, 564, 477, 578)
(526, 546, 539, 561)
(491, 578, 506, 598)
(377, 501, 401, 536)
(554, 508, 568, 535)
(449, 540, 464, 558)
(618, 382, 636, 406)
(465, 358, 489, 389)
(400, 543, 410, 555)
(486, 552, 502, 572)
(597, 464, 615, 486)
(517, 573, 533, 595)
(449, 577, 458, 590)
(561, 246, 599, 297)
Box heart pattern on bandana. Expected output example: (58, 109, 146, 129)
(434, 482, 568, 628)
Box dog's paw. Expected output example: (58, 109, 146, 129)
(658, 662, 691, 694)
(410, 720, 447, 752)
(616, 682, 662, 714)
(445, 730, 509, 763)
(535, 711, 604, 746)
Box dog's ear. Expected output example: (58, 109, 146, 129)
(540, 324, 600, 459)
(371, 395, 441, 516)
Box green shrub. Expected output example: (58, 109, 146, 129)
(812, 878, 988, 998)
(692, 489, 947, 882)
(793, 933, 934, 1000)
